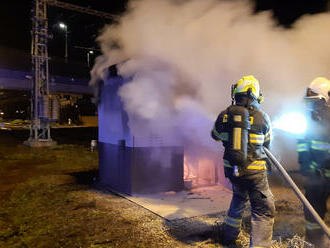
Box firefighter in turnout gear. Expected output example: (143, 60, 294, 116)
(297, 77, 330, 247)
(211, 75, 275, 247)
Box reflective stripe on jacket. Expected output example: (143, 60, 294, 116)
(297, 114, 330, 177)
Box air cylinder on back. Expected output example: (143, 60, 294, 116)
(226, 105, 250, 167)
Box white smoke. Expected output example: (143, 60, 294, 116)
(91, 0, 330, 150)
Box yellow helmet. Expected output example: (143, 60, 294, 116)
(233, 75, 263, 103)
(305, 77, 330, 102)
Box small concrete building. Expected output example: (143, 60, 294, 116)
(97, 66, 231, 195)
(97, 74, 185, 195)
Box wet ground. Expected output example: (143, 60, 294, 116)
(0, 129, 328, 248)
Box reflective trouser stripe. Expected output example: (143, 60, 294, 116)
(297, 143, 309, 152)
(306, 221, 321, 230)
(225, 216, 241, 228)
(311, 140, 330, 151)
(247, 161, 267, 170)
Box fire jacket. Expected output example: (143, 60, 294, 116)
(297, 110, 330, 178)
(211, 103, 272, 176)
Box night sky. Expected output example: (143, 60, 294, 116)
(0, 0, 328, 61)
(0, 0, 129, 61)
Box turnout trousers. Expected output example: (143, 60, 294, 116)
(223, 172, 275, 248)
(303, 176, 329, 247)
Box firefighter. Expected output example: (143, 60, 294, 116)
(297, 77, 330, 247)
(211, 75, 275, 247)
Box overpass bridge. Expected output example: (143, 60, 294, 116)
(0, 68, 92, 94)
(0, 46, 92, 95)
(0, 47, 96, 122)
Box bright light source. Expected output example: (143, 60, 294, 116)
(59, 23, 67, 29)
(273, 112, 307, 134)
(89, 50, 94, 54)
(0, 112, 4, 115)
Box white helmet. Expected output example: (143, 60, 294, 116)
(305, 77, 330, 102)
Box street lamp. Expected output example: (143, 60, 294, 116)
(58, 22, 68, 61)
(87, 50, 94, 67)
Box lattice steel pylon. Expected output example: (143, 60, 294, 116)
(25, 0, 56, 147)
(25, 0, 115, 147)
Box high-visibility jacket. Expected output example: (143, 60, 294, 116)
(297, 111, 330, 178)
(297, 109, 330, 247)
(212, 103, 272, 176)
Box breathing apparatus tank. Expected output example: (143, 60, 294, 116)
(226, 105, 250, 176)
(224, 82, 252, 176)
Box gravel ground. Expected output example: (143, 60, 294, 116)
(0, 130, 328, 248)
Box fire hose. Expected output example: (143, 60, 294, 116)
(263, 147, 330, 239)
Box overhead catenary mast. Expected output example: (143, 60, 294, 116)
(25, 0, 54, 146)
(25, 0, 115, 147)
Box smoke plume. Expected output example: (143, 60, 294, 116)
(91, 0, 330, 150)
